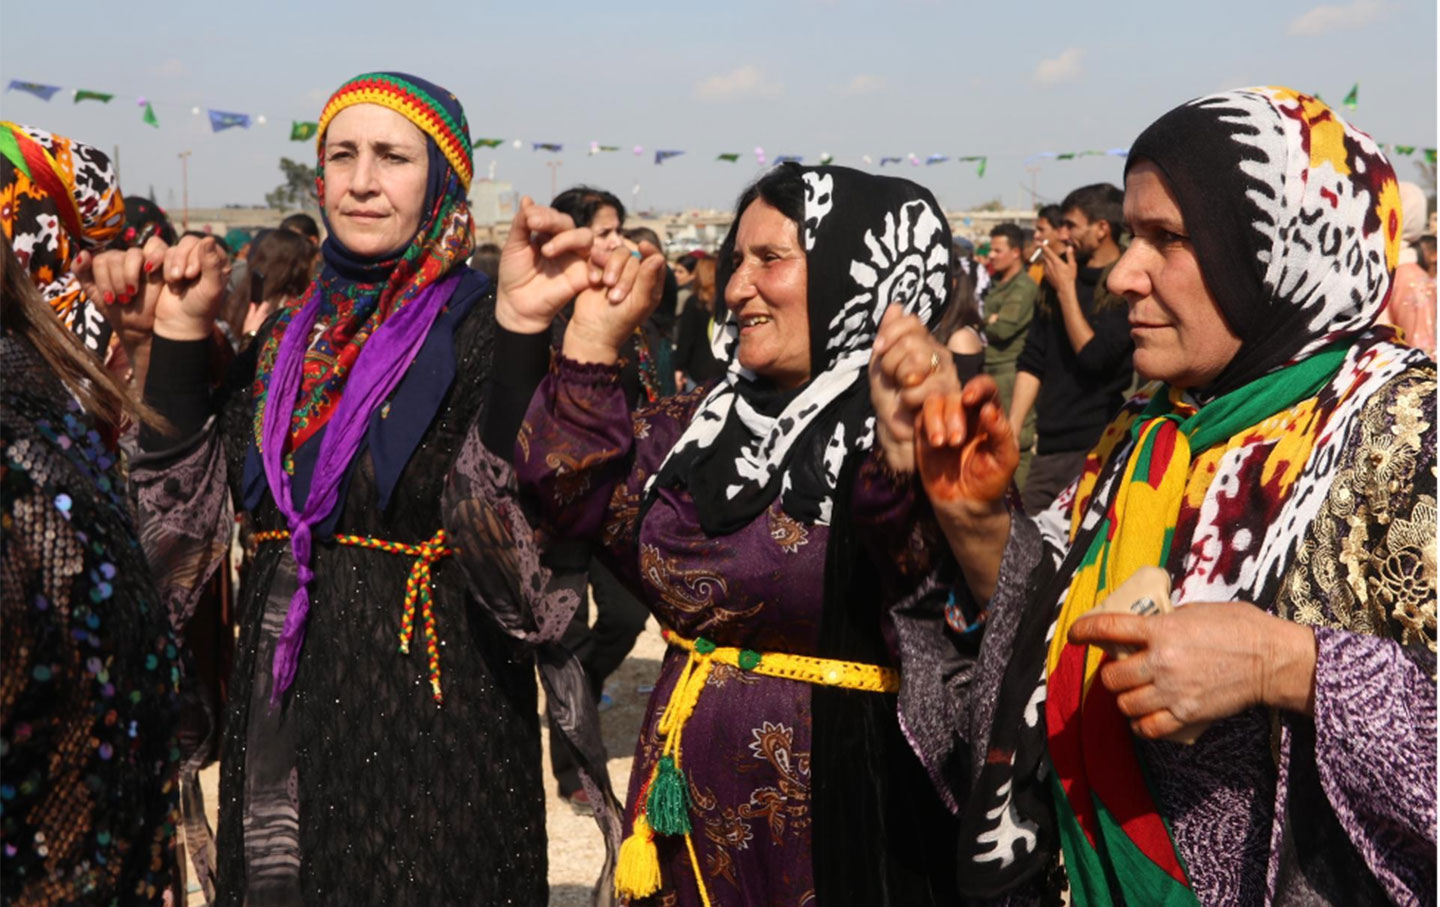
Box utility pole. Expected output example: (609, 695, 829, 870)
(1024, 163, 1041, 209)
(112, 144, 121, 187)
(178, 151, 192, 230)
(545, 160, 562, 200)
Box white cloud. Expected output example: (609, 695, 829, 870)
(1032, 48, 1083, 86)
(693, 66, 783, 101)
(1287, 0, 1390, 35)
(840, 74, 883, 96)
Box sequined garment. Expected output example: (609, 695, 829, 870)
(1, 332, 181, 905)
(129, 293, 548, 906)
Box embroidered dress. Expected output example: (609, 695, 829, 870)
(942, 88, 1436, 907)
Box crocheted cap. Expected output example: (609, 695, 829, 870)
(317, 72, 473, 190)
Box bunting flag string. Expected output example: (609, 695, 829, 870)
(1, 76, 1427, 175)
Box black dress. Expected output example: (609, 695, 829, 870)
(1, 333, 182, 906)
(131, 285, 548, 906)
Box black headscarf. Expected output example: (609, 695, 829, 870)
(646, 163, 952, 535)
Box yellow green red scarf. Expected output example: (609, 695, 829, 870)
(1044, 343, 1348, 906)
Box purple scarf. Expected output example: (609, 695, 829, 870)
(260, 271, 461, 703)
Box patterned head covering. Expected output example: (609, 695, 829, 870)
(253, 72, 477, 702)
(1126, 87, 1400, 397)
(647, 164, 951, 535)
(0, 122, 125, 353)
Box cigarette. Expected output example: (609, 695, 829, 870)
(1028, 239, 1049, 264)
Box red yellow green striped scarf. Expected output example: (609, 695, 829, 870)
(1044, 344, 1348, 906)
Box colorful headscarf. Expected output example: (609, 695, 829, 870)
(0, 122, 125, 353)
(252, 72, 476, 702)
(957, 88, 1404, 902)
(646, 164, 951, 535)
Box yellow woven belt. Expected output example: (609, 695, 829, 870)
(614, 631, 900, 904)
(252, 528, 455, 704)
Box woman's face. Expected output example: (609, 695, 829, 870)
(1109, 161, 1242, 388)
(725, 200, 810, 388)
(322, 104, 430, 257)
(590, 205, 623, 253)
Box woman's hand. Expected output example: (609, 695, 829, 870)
(77, 233, 230, 345)
(495, 197, 596, 334)
(914, 376, 1019, 505)
(868, 305, 961, 474)
(1071, 601, 1319, 742)
(562, 242, 667, 365)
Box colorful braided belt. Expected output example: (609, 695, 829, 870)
(252, 528, 454, 703)
(614, 631, 900, 905)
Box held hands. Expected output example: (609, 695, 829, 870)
(868, 305, 962, 474)
(1070, 601, 1319, 743)
(494, 197, 666, 363)
(75, 234, 231, 348)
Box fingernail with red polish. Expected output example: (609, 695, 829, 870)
(103, 291, 115, 304)
(126, 285, 136, 295)
(119, 293, 132, 304)
(143, 261, 155, 274)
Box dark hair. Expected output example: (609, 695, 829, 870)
(1060, 183, 1124, 241)
(718, 164, 807, 296)
(551, 185, 625, 228)
(222, 229, 313, 335)
(1418, 234, 1437, 271)
(469, 242, 501, 280)
(624, 226, 664, 253)
(675, 252, 700, 273)
(989, 222, 1025, 252)
(279, 212, 320, 242)
(1, 236, 163, 434)
(1035, 204, 1063, 229)
(692, 257, 717, 313)
(935, 258, 982, 343)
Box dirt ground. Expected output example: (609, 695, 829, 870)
(187, 618, 667, 906)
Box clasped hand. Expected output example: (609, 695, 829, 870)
(495, 197, 666, 365)
(75, 233, 232, 349)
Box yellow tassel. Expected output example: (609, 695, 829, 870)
(614, 812, 663, 899)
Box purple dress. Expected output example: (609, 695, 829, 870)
(513, 357, 960, 906)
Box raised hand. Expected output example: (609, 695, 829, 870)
(74, 237, 167, 357)
(152, 234, 231, 340)
(561, 241, 667, 365)
(495, 197, 596, 334)
(914, 376, 1019, 504)
(868, 304, 961, 473)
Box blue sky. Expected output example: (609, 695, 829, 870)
(2, 0, 1434, 215)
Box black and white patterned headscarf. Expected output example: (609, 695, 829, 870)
(646, 164, 951, 535)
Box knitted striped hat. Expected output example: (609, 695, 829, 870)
(317, 72, 473, 190)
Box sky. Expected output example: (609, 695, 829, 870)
(2, 0, 1435, 218)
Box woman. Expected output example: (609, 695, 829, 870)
(80, 72, 619, 905)
(1382, 182, 1436, 358)
(220, 228, 314, 348)
(672, 255, 724, 389)
(918, 87, 1435, 905)
(935, 255, 985, 381)
(1, 238, 182, 905)
(478, 163, 969, 905)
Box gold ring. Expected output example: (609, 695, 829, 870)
(928, 351, 941, 374)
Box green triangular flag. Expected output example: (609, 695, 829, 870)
(473, 138, 504, 148)
(819, 153, 834, 165)
(1056, 152, 1076, 161)
(1393, 145, 1416, 156)
(716, 152, 740, 162)
(290, 121, 318, 141)
(1342, 83, 1358, 110)
(1426, 149, 1437, 164)
(976, 156, 987, 178)
(74, 89, 114, 104)
(141, 102, 159, 128)
(598, 145, 620, 152)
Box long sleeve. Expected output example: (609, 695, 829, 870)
(1072, 301, 1133, 377)
(984, 282, 1036, 345)
(1015, 303, 1049, 378)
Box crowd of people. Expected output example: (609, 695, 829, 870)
(1, 76, 1435, 907)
